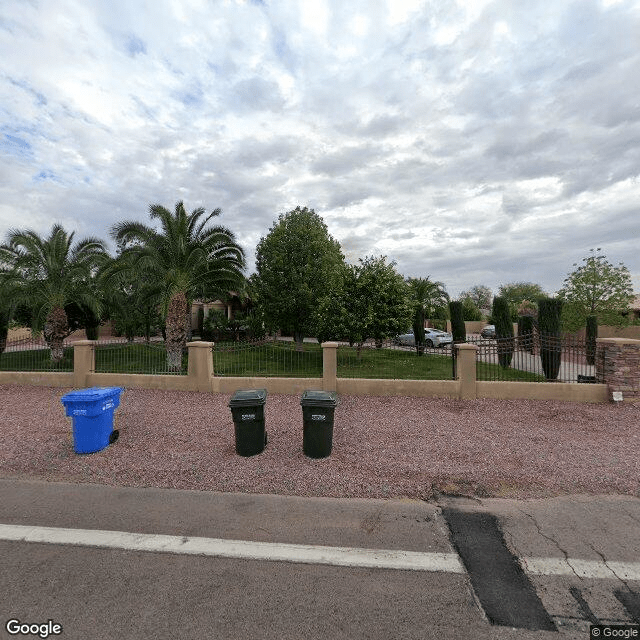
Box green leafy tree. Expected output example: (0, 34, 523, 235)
(517, 315, 535, 354)
(254, 206, 344, 351)
(492, 296, 514, 368)
(407, 277, 449, 356)
(558, 248, 634, 332)
(109, 201, 245, 370)
(498, 282, 546, 321)
(0, 224, 109, 361)
(460, 296, 482, 321)
(316, 256, 411, 353)
(449, 300, 466, 343)
(538, 297, 563, 380)
(459, 285, 492, 312)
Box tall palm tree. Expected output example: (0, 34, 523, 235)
(0, 225, 109, 361)
(407, 277, 449, 356)
(109, 201, 245, 370)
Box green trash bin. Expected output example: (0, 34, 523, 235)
(228, 389, 268, 456)
(301, 390, 339, 458)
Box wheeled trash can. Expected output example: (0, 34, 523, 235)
(301, 390, 339, 458)
(60, 387, 123, 454)
(228, 389, 268, 456)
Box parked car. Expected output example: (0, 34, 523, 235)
(394, 329, 453, 348)
(480, 324, 496, 338)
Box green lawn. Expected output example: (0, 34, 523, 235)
(0, 341, 545, 381)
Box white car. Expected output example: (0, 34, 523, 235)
(394, 329, 453, 348)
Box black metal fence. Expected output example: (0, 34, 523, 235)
(471, 335, 597, 383)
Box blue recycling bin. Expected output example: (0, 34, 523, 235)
(61, 387, 123, 454)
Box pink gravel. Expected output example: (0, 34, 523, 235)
(0, 384, 638, 500)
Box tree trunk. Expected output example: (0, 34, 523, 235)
(166, 291, 188, 371)
(44, 305, 70, 363)
(293, 330, 304, 352)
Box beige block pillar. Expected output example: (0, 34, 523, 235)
(455, 343, 478, 400)
(187, 341, 214, 392)
(322, 342, 338, 392)
(597, 337, 640, 402)
(73, 340, 95, 388)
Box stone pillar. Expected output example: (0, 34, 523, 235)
(73, 340, 95, 388)
(322, 342, 338, 392)
(456, 343, 478, 400)
(596, 338, 640, 402)
(187, 341, 214, 392)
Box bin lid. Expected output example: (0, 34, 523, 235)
(228, 389, 268, 408)
(300, 390, 338, 407)
(61, 387, 123, 403)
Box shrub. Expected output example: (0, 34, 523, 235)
(538, 297, 563, 380)
(492, 296, 514, 368)
(197, 306, 205, 337)
(518, 315, 535, 354)
(586, 314, 597, 366)
(449, 301, 466, 343)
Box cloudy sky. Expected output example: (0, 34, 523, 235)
(1, 0, 639, 298)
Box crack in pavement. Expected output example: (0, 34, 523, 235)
(518, 508, 582, 581)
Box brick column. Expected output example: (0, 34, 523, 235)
(456, 343, 478, 400)
(73, 340, 95, 388)
(187, 341, 214, 392)
(322, 342, 338, 392)
(596, 338, 640, 402)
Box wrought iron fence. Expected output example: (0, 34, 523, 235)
(212, 338, 323, 377)
(471, 335, 597, 383)
(0, 336, 74, 372)
(94, 338, 187, 375)
(337, 339, 454, 380)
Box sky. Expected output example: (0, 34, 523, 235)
(1, 0, 639, 299)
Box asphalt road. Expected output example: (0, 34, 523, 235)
(0, 479, 638, 640)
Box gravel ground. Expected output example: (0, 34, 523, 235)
(1, 384, 638, 500)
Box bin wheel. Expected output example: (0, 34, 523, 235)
(109, 430, 120, 444)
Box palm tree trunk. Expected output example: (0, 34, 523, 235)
(44, 305, 70, 363)
(166, 291, 188, 371)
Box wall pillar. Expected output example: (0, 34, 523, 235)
(322, 342, 338, 392)
(187, 341, 214, 392)
(596, 338, 640, 402)
(73, 340, 95, 388)
(456, 343, 478, 400)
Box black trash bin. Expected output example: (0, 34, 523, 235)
(301, 390, 339, 458)
(228, 389, 268, 456)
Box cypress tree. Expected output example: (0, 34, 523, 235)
(449, 300, 466, 343)
(492, 296, 514, 368)
(518, 315, 535, 354)
(586, 314, 598, 366)
(538, 297, 563, 380)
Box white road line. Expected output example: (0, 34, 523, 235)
(521, 556, 640, 581)
(0, 524, 465, 574)
(2, 523, 639, 580)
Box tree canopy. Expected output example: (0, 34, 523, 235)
(497, 281, 546, 321)
(254, 206, 344, 348)
(558, 248, 634, 331)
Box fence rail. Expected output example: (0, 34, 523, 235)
(93, 338, 188, 375)
(212, 339, 323, 377)
(0, 337, 74, 372)
(471, 335, 597, 383)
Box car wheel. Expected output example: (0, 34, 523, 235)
(425, 339, 434, 347)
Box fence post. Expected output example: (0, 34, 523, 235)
(455, 343, 478, 400)
(73, 340, 95, 388)
(596, 338, 640, 402)
(322, 342, 338, 392)
(187, 341, 214, 392)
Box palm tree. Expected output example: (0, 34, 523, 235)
(108, 201, 245, 370)
(407, 277, 449, 356)
(0, 225, 109, 361)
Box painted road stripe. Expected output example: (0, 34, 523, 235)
(1, 523, 639, 580)
(521, 556, 640, 581)
(0, 523, 465, 573)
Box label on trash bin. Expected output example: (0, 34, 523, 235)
(311, 414, 326, 421)
(102, 401, 114, 410)
(241, 414, 256, 421)
(72, 409, 88, 416)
